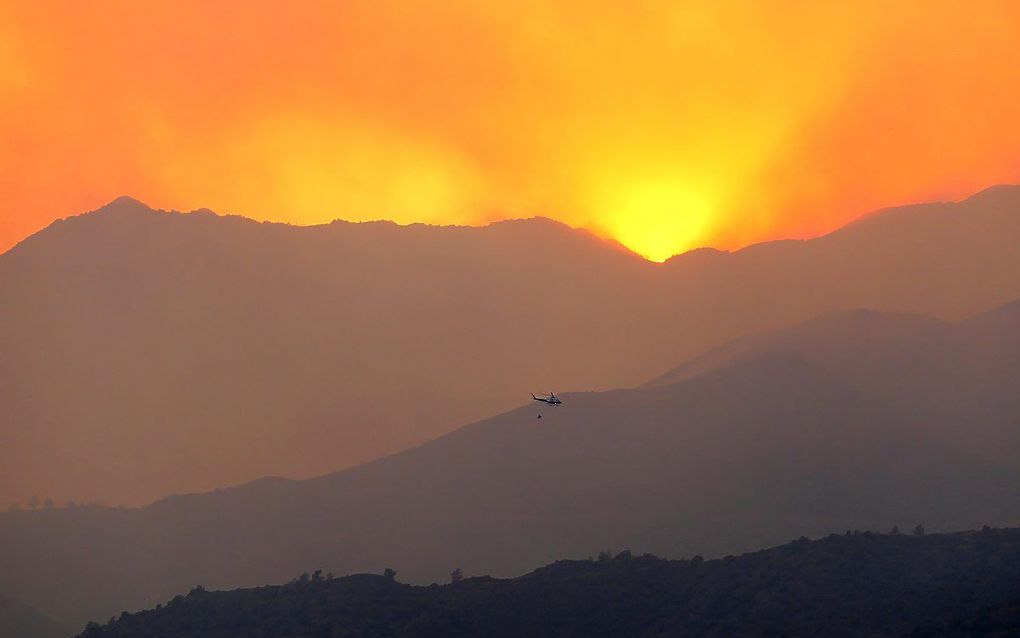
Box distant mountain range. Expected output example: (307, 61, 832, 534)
(4, 296, 1020, 627)
(71, 528, 1020, 638)
(0, 593, 68, 638)
(4, 185, 1020, 508)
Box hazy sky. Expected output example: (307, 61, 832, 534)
(2, 1, 1020, 260)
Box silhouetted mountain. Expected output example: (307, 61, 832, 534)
(648, 308, 951, 388)
(0, 593, 69, 638)
(4, 299, 1020, 627)
(3, 186, 1020, 508)
(649, 303, 1020, 468)
(75, 528, 1020, 638)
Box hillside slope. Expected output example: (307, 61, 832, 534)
(4, 300, 1020, 626)
(75, 528, 1020, 638)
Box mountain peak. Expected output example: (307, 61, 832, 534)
(101, 195, 151, 209)
(90, 195, 155, 217)
(960, 183, 1020, 207)
(662, 246, 728, 267)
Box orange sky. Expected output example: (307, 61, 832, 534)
(2, 1, 1020, 261)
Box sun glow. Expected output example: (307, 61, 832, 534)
(2, 1, 1020, 258)
(591, 181, 714, 262)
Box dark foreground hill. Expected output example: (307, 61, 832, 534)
(77, 528, 1020, 638)
(5, 299, 1020, 627)
(911, 596, 1020, 637)
(4, 185, 1020, 508)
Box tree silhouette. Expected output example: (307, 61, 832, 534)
(60, 529, 1020, 638)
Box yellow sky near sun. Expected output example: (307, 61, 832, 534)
(2, 1, 1020, 260)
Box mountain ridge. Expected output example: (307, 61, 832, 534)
(71, 527, 1020, 638)
(3, 184, 1020, 509)
(5, 299, 1020, 626)
(25, 182, 1018, 263)
(6, 195, 629, 259)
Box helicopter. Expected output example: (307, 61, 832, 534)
(531, 392, 562, 406)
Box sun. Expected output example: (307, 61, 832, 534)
(593, 180, 715, 262)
